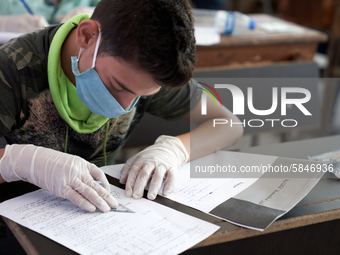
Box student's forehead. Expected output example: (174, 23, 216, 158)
(103, 57, 151, 77)
(99, 56, 161, 90)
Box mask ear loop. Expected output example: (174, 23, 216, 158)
(91, 28, 102, 68)
(76, 28, 102, 67)
(77, 48, 83, 62)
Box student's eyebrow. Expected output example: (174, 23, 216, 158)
(112, 76, 161, 96)
(112, 76, 137, 95)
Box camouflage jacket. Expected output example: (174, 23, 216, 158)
(0, 24, 201, 166)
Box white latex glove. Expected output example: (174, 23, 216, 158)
(0, 144, 118, 212)
(120, 135, 189, 200)
(0, 14, 48, 33)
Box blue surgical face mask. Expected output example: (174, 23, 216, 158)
(71, 30, 140, 118)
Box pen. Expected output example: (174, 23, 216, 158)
(19, 0, 34, 15)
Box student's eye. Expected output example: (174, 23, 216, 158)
(110, 83, 124, 92)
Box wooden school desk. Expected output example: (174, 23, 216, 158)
(186, 135, 340, 254)
(195, 14, 327, 70)
(1, 135, 340, 254)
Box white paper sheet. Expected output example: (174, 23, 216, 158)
(0, 185, 219, 255)
(102, 151, 278, 212)
(102, 151, 324, 231)
(104, 162, 256, 212)
(220, 175, 323, 231)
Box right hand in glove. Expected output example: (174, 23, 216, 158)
(0, 14, 48, 33)
(0, 144, 118, 213)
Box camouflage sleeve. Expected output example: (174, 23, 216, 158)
(0, 45, 22, 137)
(0, 28, 54, 137)
(146, 79, 202, 121)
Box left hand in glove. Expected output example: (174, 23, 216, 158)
(120, 135, 189, 200)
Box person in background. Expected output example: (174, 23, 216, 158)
(0, 0, 99, 33)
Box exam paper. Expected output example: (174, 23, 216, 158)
(102, 151, 324, 231)
(101, 150, 275, 212)
(0, 185, 219, 255)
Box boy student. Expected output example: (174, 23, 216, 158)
(0, 0, 242, 213)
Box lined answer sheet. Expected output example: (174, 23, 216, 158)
(0, 185, 219, 255)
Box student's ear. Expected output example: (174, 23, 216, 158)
(76, 20, 100, 49)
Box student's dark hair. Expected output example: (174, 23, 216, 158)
(91, 0, 196, 88)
